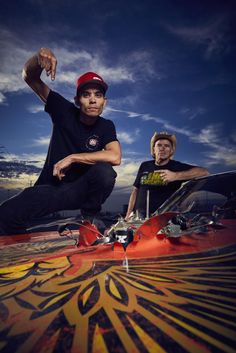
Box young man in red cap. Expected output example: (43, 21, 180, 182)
(0, 48, 121, 235)
(125, 132, 209, 220)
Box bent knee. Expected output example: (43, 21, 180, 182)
(92, 163, 117, 180)
(88, 163, 117, 188)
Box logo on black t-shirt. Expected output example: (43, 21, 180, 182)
(141, 171, 166, 186)
(86, 135, 100, 150)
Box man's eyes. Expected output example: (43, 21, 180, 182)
(82, 92, 90, 98)
(81, 92, 103, 98)
(156, 144, 171, 148)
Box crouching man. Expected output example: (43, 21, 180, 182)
(0, 48, 121, 235)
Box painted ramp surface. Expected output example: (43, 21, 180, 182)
(0, 220, 236, 353)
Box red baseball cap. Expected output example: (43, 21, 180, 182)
(76, 72, 108, 94)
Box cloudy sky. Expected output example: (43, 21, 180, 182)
(0, 0, 236, 212)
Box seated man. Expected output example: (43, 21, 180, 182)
(125, 132, 209, 220)
(0, 48, 121, 235)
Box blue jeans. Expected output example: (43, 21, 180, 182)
(0, 162, 117, 235)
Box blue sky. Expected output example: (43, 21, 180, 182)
(0, 0, 236, 212)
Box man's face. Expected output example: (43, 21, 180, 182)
(154, 138, 173, 162)
(75, 84, 107, 118)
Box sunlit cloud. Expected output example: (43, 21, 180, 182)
(0, 151, 45, 177)
(114, 158, 142, 188)
(32, 136, 50, 146)
(27, 104, 44, 113)
(2, 152, 46, 167)
(0, 162, 40, 191)
(0, 151, 45, 195)
(0, 173, 38, 190)
(117, 129, 140, 144)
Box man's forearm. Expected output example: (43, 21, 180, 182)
(71, 149, 121, 166)
(22, 48, 55, 103)
(175, 167, 209, 180)
(125, 187, 138, 220)
(53, 141, 121, 180)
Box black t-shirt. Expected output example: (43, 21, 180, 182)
(133, 159, 194, 215)
(36, 90, 118, 185)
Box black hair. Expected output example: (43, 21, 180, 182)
(76, 84, 106, 97)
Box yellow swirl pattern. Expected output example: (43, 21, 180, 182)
(0, 243, 236, 353)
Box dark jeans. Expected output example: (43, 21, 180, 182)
(0, 162, 117, 235)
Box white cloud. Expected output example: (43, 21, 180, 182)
(190, 124, 220, 146)
(107, 107, 193, 138)
(53, 47, 159, 86)
(33, 136, 50, 146)
(90, 63, 134, 84)
(0, 27, 159, 105)
(0, 29, 32, 101)
(2, 152, 46, 168)
(106, 107, 236, 169)
(205, 148, 236, 167)
(0, 92, 7, 104)
(165, 16, 229, 59)
(180, 106, 207, 120)
(114, 158, 141, 188)
(117, 129, 140, 144)
(27, 104, 44, 113)
(117, 50, 161, 81)
(0, 173, 38, 190)
(105, 107, 142, 119)
(0, 151, 45, 191)
(190, 125, 236, 167)
(104, 95, 140, 110)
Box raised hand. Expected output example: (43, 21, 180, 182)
(37, 47, 57, 81)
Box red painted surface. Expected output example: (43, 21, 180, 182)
(0, 216, 236, 353)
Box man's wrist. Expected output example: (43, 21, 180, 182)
(70, 154, 78, 163)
